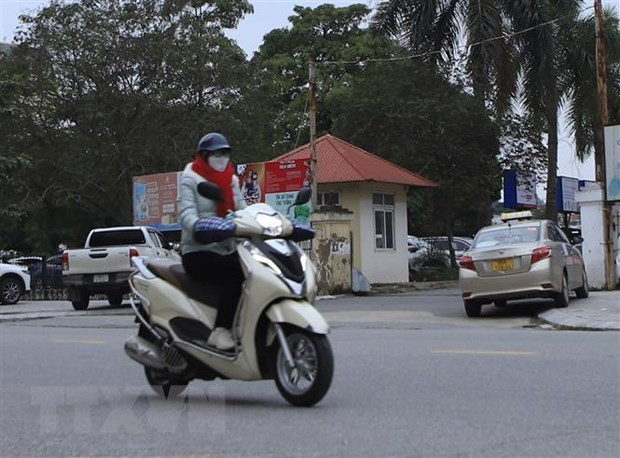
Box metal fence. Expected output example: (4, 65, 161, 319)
(2, 255, 67, 300)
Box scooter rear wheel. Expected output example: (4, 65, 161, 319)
(274, 328, 334, 407)
(138, 324, 189, 399)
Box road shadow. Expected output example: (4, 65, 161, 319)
(477, 298, 555, 319)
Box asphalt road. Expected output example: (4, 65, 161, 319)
(1, 293, 619, 457)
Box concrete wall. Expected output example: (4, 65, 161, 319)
(310, 210, 353, 295)
(577, 183, 609, 288)
(316, 182, 409, 284)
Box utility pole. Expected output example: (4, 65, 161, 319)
(594, 0, 616, 289)
(308, 57, 318, 209)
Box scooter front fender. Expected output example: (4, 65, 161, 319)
(266, 299, 329, 334)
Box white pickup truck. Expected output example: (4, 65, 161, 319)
(62, 226, 179, 310)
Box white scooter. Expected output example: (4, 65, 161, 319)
(124, 186, 333, 406)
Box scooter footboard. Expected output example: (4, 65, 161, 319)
(266, 299, 329, 334)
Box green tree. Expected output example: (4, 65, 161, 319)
(2, 0, 253, 252)
(373, 0, 517, 112)
(251, 3, 403, 154)
(560, 7, 620, 162)
(328, 60, 502, 262)
(373, 0, 598, 218)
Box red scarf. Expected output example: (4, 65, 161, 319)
(192, 155, 235, 217)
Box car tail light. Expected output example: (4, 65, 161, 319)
(61, 252, 69, 271)
(459, 255, 475, 271)
(129, 248, 139, 265)
(531, 247, 551, 264)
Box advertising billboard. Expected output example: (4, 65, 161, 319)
(133, 159, 311, 231)
(604, 125, 620, 201)
(237, 159, 312, 224)
(133, 172, 182, 231)
(503, 170, 537, 209)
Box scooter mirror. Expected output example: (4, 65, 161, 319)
(292, 187, 311, 206)
(197, 182, 222, 201)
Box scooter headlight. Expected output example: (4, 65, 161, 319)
(255, 213, 283, 236)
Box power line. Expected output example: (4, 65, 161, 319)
(320, 5, 595, 66)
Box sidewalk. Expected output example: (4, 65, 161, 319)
(537, 290, 620, 330)
(367, 281, 620, 331)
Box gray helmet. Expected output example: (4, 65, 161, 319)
(197, 133, 231, 154)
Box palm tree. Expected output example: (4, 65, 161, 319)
(373, 0, 517, 112)
(560, 7, 620, 164)
(374, 0, 585, 218)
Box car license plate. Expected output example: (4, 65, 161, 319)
(491, 258, 513, 271)
(93, 274, 108, 283)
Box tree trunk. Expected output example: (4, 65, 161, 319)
(544, 102, 559, 219)
(593, 122, 604, 170)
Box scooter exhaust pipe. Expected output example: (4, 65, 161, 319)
(124, 335, 167, 370)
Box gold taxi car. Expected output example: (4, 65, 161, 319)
(459, 212, 589, 317)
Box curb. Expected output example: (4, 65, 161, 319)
(538, 309, 620, 330)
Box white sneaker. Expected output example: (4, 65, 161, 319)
(207, 327, 235, 350)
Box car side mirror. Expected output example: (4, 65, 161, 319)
(571, 236, 584, 245)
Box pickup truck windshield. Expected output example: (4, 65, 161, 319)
(88, 230, 146, 247)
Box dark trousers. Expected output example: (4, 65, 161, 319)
(182, 251, 244, 328)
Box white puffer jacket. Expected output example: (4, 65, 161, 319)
(177, 163, 247, 255)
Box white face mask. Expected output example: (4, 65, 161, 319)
(208, 155, 230, 172)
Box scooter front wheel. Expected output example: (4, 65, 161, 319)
(274, 329, 334, 407)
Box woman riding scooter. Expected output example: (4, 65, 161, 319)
(178, 132, 246, 350)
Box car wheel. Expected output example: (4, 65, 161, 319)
(71, 291, 90, 310)
(494, 299, 507, 308)
(554, 272, 569, 308)
(464, 300, 481, 317)
(574, 270, 589, 299)
(0, 277, 23, 305)
(108, 293, 123, 306)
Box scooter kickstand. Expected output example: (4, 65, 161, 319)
(274, 324, 295, 368)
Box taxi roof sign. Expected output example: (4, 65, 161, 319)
(500, 210, 534, 222)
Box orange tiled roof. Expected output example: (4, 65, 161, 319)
(274, 134, 437, 187)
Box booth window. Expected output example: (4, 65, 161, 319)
(317, 191, 341, 207)
(373, 193, 395, 250)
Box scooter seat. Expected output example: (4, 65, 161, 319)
(145, 259, 220, 307)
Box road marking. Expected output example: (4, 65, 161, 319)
(52, 339, 105, 345)
(432, 350, 536, 356)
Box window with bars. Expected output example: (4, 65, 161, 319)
(373, 193, 395, 250)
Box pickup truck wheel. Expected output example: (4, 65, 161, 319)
(72, 291, 90, 310)
(108, 293, 123, 306)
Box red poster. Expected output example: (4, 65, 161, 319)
(264, 159, 311, 193)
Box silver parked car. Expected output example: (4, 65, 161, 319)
(459, 214, 588, 317)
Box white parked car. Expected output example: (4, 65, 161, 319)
(421, 236, 473, 263)
(0, 262, 31, 305)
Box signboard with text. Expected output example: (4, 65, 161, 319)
(604, 125, 620, 201)
(237, 159, 312, 221)
(557, 176, 579, 213)
(133, 172, 181, 231)
(503, 170, 537, 209)
(132, 159, 311, 231)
